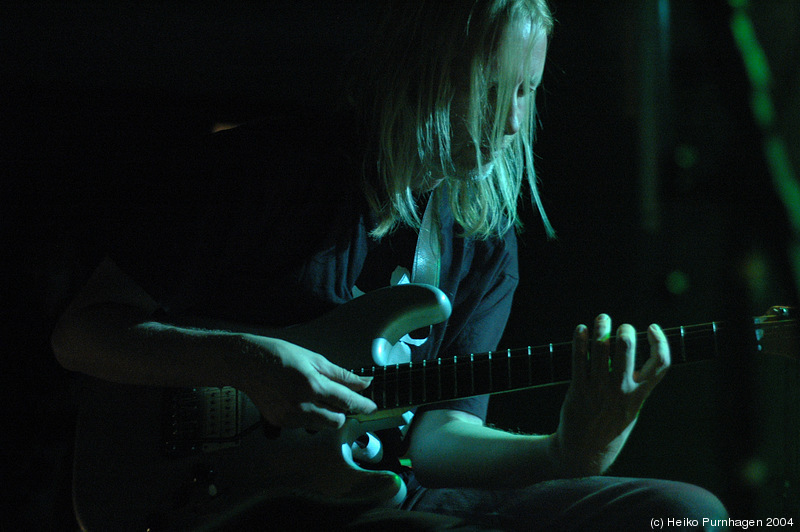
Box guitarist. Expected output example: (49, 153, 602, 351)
(52, 1, 728, 530)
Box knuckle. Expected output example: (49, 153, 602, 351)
(341, 394, 361, 412)
(307, 375, 329, 398)
(329, 364, 348, 380)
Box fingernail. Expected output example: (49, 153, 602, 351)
(618, 327, 633, 346)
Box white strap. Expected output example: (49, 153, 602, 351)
(412, 190, 441, 287)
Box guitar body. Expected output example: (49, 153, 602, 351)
(71, 280, 795, 531)
(71, 283, 452, 531)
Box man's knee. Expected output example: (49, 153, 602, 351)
(638, 480, 729, 531)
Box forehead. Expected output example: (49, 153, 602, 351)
(495, 19, 548, 82)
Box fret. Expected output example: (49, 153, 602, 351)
(382, 366, 387, 408)
(453, 356, 458, 398)
(712, 322, 719, 359)
(437, 358, 442, 401)
(666, 323, 723, 364)
(514, 348, 531, 389)
(394, 363, 400, 407)
(470, 353, 491, 395)
(506, 349, 512, 389)
(529, 344, 561, 387)
(422, 360, 427, 403)
(679, 326, 686, 362)
(408, 361, 413, 405)
(353, 311, 794, 414)
(527, 346, 532, 386)
(369, 366, 376, 402)
(470, 354, 475, 396)
(553, 343, 571, 382)
(487, 351, 493, 392)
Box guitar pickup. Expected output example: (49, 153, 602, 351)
(162, 386, 244, 457)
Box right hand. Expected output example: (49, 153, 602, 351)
(235, 335, 377, 431)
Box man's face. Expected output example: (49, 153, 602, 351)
(449, 20, 548, 181)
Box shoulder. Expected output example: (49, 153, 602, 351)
(467, 229, 520, 288)
(436, 190, 519, 279)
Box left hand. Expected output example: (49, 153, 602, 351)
(554, 314, 670, 476)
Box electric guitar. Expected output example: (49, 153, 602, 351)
(70, 283, 797, 531)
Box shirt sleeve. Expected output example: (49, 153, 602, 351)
(414, 228, 520, 422)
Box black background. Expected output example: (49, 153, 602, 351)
(4, 1, 799, 528)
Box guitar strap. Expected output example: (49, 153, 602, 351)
(411, 189, 441, 288)
(369, 188, 440, 457)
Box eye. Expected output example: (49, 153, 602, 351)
(514, 82, 537, 99)
(487, 83, 498, 100)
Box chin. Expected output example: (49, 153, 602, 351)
(467, 160, 496, 181)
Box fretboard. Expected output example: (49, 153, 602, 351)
(357, 321, 730, 411)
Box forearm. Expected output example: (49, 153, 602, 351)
(51, 257, 376, 431)
(51, 301, 247, 389)
(407, 410, 567, 489)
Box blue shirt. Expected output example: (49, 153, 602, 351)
(109, 116, 519, 425)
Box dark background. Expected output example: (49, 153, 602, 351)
(4, 0, 799, 528)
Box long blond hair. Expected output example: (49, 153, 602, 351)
(352, 0, 555, 239)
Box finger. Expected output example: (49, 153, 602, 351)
(315, 357, 374, 391)
(634, 324, 671, 395)
(591, 314, 611, 378)
(266, 401, 349, 431)
(571, 323, 589, 386)
(311, 376, 378, 415)
(299, 402, 349, 430)
(613, 324, 636, 388)
(305, 356, 377, 414)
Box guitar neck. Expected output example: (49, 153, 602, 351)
(357, 317, 793, 413)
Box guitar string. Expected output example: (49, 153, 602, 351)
(360, 319, 798, 378)
(358, 320, 798, 406)
(358, 322, 728, 377)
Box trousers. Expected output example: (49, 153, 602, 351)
(218, 475, 727, 531)
(396, 475, 729, 531)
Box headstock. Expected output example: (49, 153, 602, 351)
(754, 306, 798, 360)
